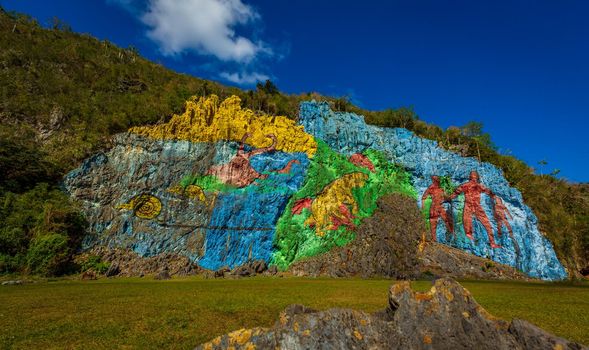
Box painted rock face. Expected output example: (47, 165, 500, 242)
(64, 95, 567, 280)
(293, 172, 368, 237)
(298, 100, 567, 280)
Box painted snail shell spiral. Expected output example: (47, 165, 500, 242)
(132, 194, 162, 219)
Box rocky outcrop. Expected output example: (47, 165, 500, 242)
(288, 193, 423, 278)
(419, 242, 530, 280)
(230, 260, 268, 277)
(78, 247, 200, 277)
(196, 278, 586, 350)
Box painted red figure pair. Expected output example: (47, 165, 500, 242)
(422, 171, 507, 249)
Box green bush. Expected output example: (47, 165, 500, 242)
(0, 183, 86, 275)
(0, 253, 24, 273)
(80, 255, 110, 274)
(26, 233, 69, 276)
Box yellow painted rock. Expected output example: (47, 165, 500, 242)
(305, 172, 368, 236)
(118, 194, 162, 219)
(168, 184, 206, 202)
(130, 95, 317, 157)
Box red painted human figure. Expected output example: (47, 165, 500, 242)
(492, 195, 513, 237)
(422, 175, 453, 242)
(450, 171, 501, 248)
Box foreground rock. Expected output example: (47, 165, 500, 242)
(196, 278, 585, 350)
(1, 280, 23, 286)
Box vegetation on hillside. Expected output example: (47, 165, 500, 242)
(0, 7, 586, 276)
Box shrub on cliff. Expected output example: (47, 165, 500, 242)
(79, 255, 110, 275)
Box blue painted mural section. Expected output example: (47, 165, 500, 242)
(298, 101, 567, 280)
(63, 133, 309, 270)
(198, 151, 309, 270)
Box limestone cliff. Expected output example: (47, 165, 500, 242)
(64, 95, 567, 280)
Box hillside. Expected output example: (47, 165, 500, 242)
(0, 7, 587, 277)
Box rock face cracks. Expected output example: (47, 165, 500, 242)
(196, 278, 586, 350)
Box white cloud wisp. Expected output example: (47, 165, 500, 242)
(219, 71, 269, 85)
(141, 0, 268, 63)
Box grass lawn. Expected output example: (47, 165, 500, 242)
(0, 277, 587, 349)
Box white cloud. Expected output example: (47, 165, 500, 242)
(219, 71, 269, 85)
(140, 0, 268, 62)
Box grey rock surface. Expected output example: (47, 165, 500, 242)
(1, 280, 23, 286)
(78, 246, 200, 277)
(419, 242, 530, 280)
(195, 278, 586, 350)
(154, 268, 171, 280)
(288, 193, 423, 279)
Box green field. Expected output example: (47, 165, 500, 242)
(1, 277, 587, 349)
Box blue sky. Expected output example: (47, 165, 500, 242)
(3, 0, 588, 182)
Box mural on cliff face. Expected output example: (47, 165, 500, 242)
(293, 172, 368, 236)
(298, 100, 566, 280)
(421, 175, 454, 241)
(64, 96, 313, 270)
(206, 132, 301, 187)
(64, 95, 567, 280)
(117, 193, 163, 220)
(271, 143, 416, 269)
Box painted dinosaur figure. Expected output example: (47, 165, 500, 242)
(348, 153, 375, 172)
(206, 132, 300, 188)
(292, 172, 369, 236)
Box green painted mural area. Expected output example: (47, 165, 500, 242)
(180, 174, 238, 193)
(271, 141, 416, 270)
